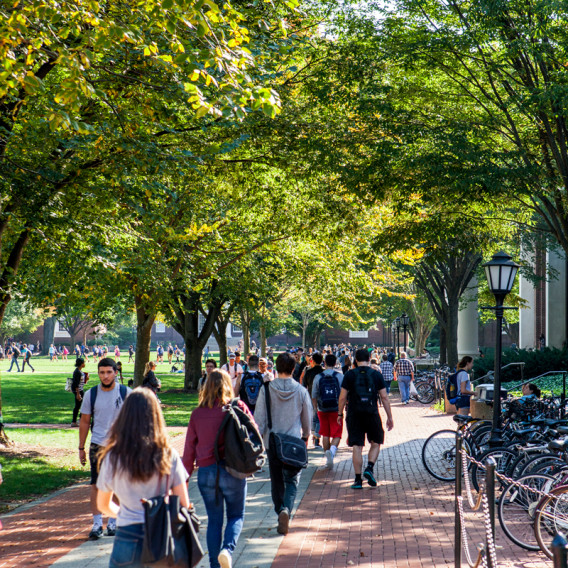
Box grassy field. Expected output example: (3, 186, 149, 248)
(0, 356, 198, 509)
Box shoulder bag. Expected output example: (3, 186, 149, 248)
(141, 473, 204, 568)
(263, 382, 308, 470)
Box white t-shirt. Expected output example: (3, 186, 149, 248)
(221, 362, 243, 388)
(97, 448, 188, 526)
(458, 370, 471, 396)
(80, 383, 132, 446)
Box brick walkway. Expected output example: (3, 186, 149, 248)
(0, 404, 553, 567)
(272, 400, 551, 568)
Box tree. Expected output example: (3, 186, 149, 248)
(0, 298, 43, 343)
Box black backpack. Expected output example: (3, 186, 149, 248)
(352, 367, 377, 414)
(239, 371, 264, 409)
(445, 372, 460, 404)
(318, 372, 341, 410)
(214, 399, 265, 480)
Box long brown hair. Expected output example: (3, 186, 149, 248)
(98, 387, 171, 482)
(457, 356, 473, 370)
(199, 369, 233, 408)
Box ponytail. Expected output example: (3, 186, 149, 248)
(457, 356, 473, 370)
(143, 361, 155, 377)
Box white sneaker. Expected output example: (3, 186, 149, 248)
(218, 549, 232, 568)
(325, 449, 333, 468)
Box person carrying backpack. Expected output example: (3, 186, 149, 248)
(183, 370, 256, 568)
(338, 348, 393, 489)
(311, 353, 343, 469)
(7, 342, 21, 372)
(454, 356, 475, 416)
(238, 355, 265, 415)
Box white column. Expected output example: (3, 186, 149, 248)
(546, 248, 567, 348)
(458, 275, 479, 358)
(519, 271, 536, 349)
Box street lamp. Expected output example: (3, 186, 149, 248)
(394, 317, 401, 358)
(400, 313, 410, 354)
(483, 251, 520, 447)
(391, 321, 396, 352)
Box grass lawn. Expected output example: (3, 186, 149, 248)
(0, 357, 198, 509)
(1, 356, 198, 426)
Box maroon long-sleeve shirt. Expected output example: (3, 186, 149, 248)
(182, 399, 253, 476)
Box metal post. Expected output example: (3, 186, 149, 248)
(562, 373, 566, 420)
(489, 299, 504, 447)
(552, 533, 568, 568)
(455, 432, 463, 568)
(485, 457, 496, 541)
(403, 323, 408, 353)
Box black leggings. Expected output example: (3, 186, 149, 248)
(72, 391, 83, 423)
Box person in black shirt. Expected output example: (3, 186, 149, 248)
(71, 358, 89, 427)
(338, 348, 393, 489)
(302, 352, 324, 447)
(142, 361, 161, 395)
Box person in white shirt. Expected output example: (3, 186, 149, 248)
(259, 358, 274, 382)
(221, 352, 243, 394)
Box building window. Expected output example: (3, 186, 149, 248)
(198, 313, 206, 332)
(156, 322, 166, 333)
(54, 320, 71, 339)
(231, 324, 243, 338)
(349, 331, 368, 339)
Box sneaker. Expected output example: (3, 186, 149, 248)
(106, 526, 116, 537)
(277, 508, 290, 535)
(218, 549, 232, 568)
(325, 449, 333, 469)
(88, 526, 103, 540)
(364, 469, 377, 487)
(351, 479, 363, 489)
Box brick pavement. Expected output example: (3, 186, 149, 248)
(272, 399, 551, 568)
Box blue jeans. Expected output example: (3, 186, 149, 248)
(109, 523, 144, 568)
(398, 376, 412, 402)
(312, 412, 320, 438)
(7, 357, 20, 372)
(198, 464, 247, 568)
(384, 380, 392, 394)
(267, 443, 302, 515)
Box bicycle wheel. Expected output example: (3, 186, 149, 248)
(471, 447, 518, 493)
(422, 429, 468, 481)
(415, 381, 435, 404)
(535, 485, 568, 558)
(498, 474, 556, 550)
(518, 453, 566, 477)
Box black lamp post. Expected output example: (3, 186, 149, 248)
(395, 317, 401, 358)
(400, 313, 410, 354)
(483, 251, 520, 447)
(391, 322, 396, 352)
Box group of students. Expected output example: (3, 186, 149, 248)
(74, 344, 395, 568)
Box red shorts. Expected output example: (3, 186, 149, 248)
(318, 411, 343, 439)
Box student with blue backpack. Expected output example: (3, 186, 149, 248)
(446, 356, 475, 415)
(238, 355, 265, 415)
(311, 353, 343, 469)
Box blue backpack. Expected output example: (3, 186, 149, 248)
(445, 372, 460, 404)
(318, 372, 341, 410)
(239, 372, 264, 410)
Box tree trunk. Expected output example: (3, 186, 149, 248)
(446, 298, 460, 369)
(260, 322, 267, 357)
(184, 329, 204, 391)
(241, 309, 250, 356)
(439, 327, 447, 366)
(43, 317, 56, 351)
(212, 324, 228, 367)
(134, 298, 156, 387)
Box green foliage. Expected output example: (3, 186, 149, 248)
(473, 348, 568, 383)
(0, 299, 44, 341)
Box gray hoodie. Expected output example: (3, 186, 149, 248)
(254, 378, 312, 444)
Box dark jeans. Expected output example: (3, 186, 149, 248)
(267, 442, 302, 516)
(22, 358, 34, 372)
(384, 380, 392, 394)
(109, 523, 145, 568)
(72, 391, 83, 423)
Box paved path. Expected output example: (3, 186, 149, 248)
(0, 402, 552, 567)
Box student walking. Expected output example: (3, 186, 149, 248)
(254, 352, 312, 535)
(7, 343, 20, 372)
(393, 351, 414, 404)
(21, 345, 35, 372)
(71, 358, 89, 427)
(97, 388, 190, 567)
(183, 370, 253, 568)
(78, 358, 131, 540)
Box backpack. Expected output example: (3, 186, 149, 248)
(352, 367, 377, 414)
(445, 372, 460, 404)
(90, 383, 128, 430)
(239, 371, 264, 409)
(13, 346, 20, 357)
(318, 372, 341, 410)
(214, 399, 265, 480)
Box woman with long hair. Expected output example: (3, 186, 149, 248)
(455, 356, 475, 416)
(142, 360, 161, 394)
(183, 370, 254, 568)
(96, 388, 189, 567)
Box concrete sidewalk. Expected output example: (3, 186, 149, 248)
(0, 402, 552, 568)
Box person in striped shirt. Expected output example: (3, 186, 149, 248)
(379, 354, 394, 394)
(393, 352, 414, 404)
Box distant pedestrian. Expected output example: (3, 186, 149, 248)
(21, 345, 35, 373)
(254, 352, 312, 535)
(62, 345, 69, 360)
(7, 342, 21, 372)
(142, 361, 161, 396)
(378, 354, 394, 394)
(97, 388, 189, 567)
(71, 358, 89, 427)
(338, 348, 393, 489)
(393, 352, 414, 404)
(183, 370, 252, 568)
(128, 345, 134, 363)
(167, 343, 174, 364)
(198, 359, 217, 391)
(455, 356, 475, 416)
(114, 346, 120, 361)
(49, 344, 57, 362)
